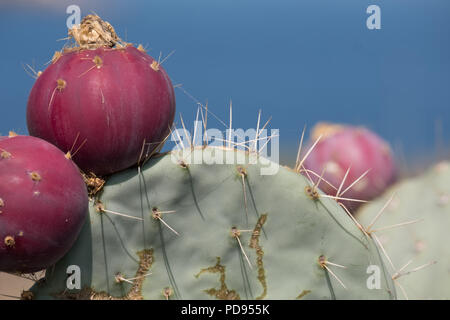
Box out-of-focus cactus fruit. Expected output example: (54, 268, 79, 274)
(302, 122, 396, 212)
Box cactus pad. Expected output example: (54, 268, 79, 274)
(32, 147, 396, 300)
(357, 161, 450, 299)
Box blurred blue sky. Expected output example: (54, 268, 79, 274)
(0, 0, 449, 168)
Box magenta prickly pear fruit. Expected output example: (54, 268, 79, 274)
(302, 123, 396, 211)
(0, 135, 88, 273)
(26, 15, 175, 176)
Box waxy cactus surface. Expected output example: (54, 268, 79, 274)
(357, 161, 450, 299)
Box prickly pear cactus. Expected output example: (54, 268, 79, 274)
(32, 147, 396, 300)
(357, 161, 450, 299)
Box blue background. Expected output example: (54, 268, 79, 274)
(0, 0, 449, 170)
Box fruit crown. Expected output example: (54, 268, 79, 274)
(68, 14, 126, 50)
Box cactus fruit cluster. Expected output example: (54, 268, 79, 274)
(0, 135, 88, 273)
(30, 147, 396, 300)
(1, 13, 447, 301)
(357, 161, 450, 299)
(27, 15, 176, 176)
(302, 123, 396, 212)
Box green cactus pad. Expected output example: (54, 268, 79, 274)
(31, 147, 395, 300)
(357, 161, 450, 299)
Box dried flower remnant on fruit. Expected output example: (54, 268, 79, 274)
(68, 15, 122, 49)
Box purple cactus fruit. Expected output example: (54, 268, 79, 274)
(302, 123, 396, 211)
(0, 135, 88, 273)
(26, 15, 175, 176)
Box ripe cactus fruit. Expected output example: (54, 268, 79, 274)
(31, 147, 396, 299)
(27, 15, 175, 176)
(302, 123, 396, 211)
(0, 135, 88, 273)
(357, 161, 450, 299)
